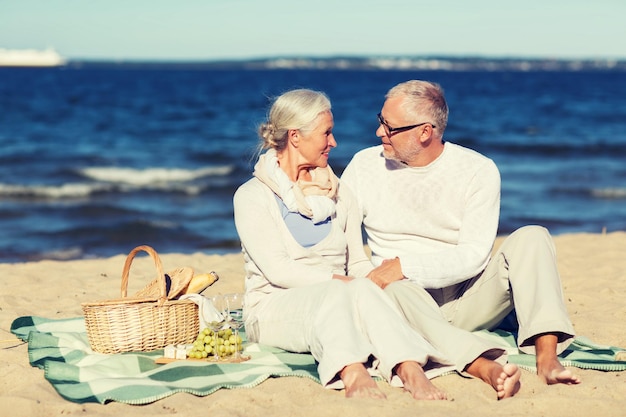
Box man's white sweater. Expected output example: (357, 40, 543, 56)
(341, 143, 501, 289)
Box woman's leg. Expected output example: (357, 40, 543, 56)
(247, 281, 373, 388)
(348, 278, 451, 399)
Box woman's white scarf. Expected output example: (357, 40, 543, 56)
(253, 149, 338, 224)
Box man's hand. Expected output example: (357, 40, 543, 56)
(366, 257, 404, 289)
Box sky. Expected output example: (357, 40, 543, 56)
(1, 0, 625, 61)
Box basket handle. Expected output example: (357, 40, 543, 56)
(120, 245, 167, 303)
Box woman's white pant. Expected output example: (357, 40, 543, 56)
(245, 278, 450, 387)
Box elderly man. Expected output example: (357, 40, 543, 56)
(343, 80, 581, 399)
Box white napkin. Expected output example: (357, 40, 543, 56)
(179, 294, 223, 329)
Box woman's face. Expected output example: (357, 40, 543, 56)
(297, 111, 336, 169)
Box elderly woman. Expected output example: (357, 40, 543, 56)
(233, 89, 452, 400)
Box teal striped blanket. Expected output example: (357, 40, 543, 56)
(10, 316, 626, 405)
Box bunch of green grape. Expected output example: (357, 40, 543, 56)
(187, 325, 243, 359)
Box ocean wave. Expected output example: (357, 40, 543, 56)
(547, 185, 626, 200)
(0, 182, 114, 199)
(591, 188, 626, 199)
(34, 247, 85, 261)
(0, 179, 214, 199)
(452, 137, 626, 158)
(0, 166, 236, 199)
(78, 166, 234, 185)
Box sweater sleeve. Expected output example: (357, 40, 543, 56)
(233, 180, 335, 289)
(339, 182, 375, 278)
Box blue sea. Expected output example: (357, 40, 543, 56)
(1, 62, 625, 263)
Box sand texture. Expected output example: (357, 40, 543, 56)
(1, 232, 625, 417)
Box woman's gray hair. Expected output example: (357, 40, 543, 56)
(258, 89, 331, 151)
(386, 80, 448, 135)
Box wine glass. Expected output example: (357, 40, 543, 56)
(208, 294, 226, 362)
(223, 292, 248, 362)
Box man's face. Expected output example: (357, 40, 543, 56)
(376, 96, 424, 165)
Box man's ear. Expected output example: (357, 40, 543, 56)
(418, 124, 434, 144)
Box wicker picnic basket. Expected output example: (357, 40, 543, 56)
(81, 245, 200, 354)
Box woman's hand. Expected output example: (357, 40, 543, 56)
(332, 274, 354, 283)
(366, 257, 404, 289)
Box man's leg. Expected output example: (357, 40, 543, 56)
(384, 281, 521, 399)
(384, 280, 505, 370)
(451, 226, 579, 385)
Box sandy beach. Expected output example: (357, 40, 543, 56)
(1, 232, 625, 417)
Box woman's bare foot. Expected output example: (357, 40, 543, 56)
(395, 361, 447, 400)
(340, 363, 387, 399)
(496, 363, 522, 399)
(466, 357, 521, 400)
(537, 357, 581, 385)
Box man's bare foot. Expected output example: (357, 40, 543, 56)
(537, 357, 581, 385)
(395, 361, 447, 400)
(466, 357, 521, 400)
(340, 363, 387, 399)
(535, 333, 581, 385)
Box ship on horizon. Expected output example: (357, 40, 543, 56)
(0, 48, 66, 67)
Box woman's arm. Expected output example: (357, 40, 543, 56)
(234, 181, 336, 288)
(340, 183, 376, 278)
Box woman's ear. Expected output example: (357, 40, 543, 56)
(288, 129, 299, 147)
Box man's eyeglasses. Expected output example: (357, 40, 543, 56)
(377, 113, 435, 136)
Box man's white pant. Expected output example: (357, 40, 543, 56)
(385, 225, 575, 371)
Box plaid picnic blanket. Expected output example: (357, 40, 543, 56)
(11, 315, 319, 404)
(470, 328, 626, 372)
(10, 315, 626, 404)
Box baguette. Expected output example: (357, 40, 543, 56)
(184, 271, 219, 294)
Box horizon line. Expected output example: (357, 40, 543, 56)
(65, 54, 626, 63)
